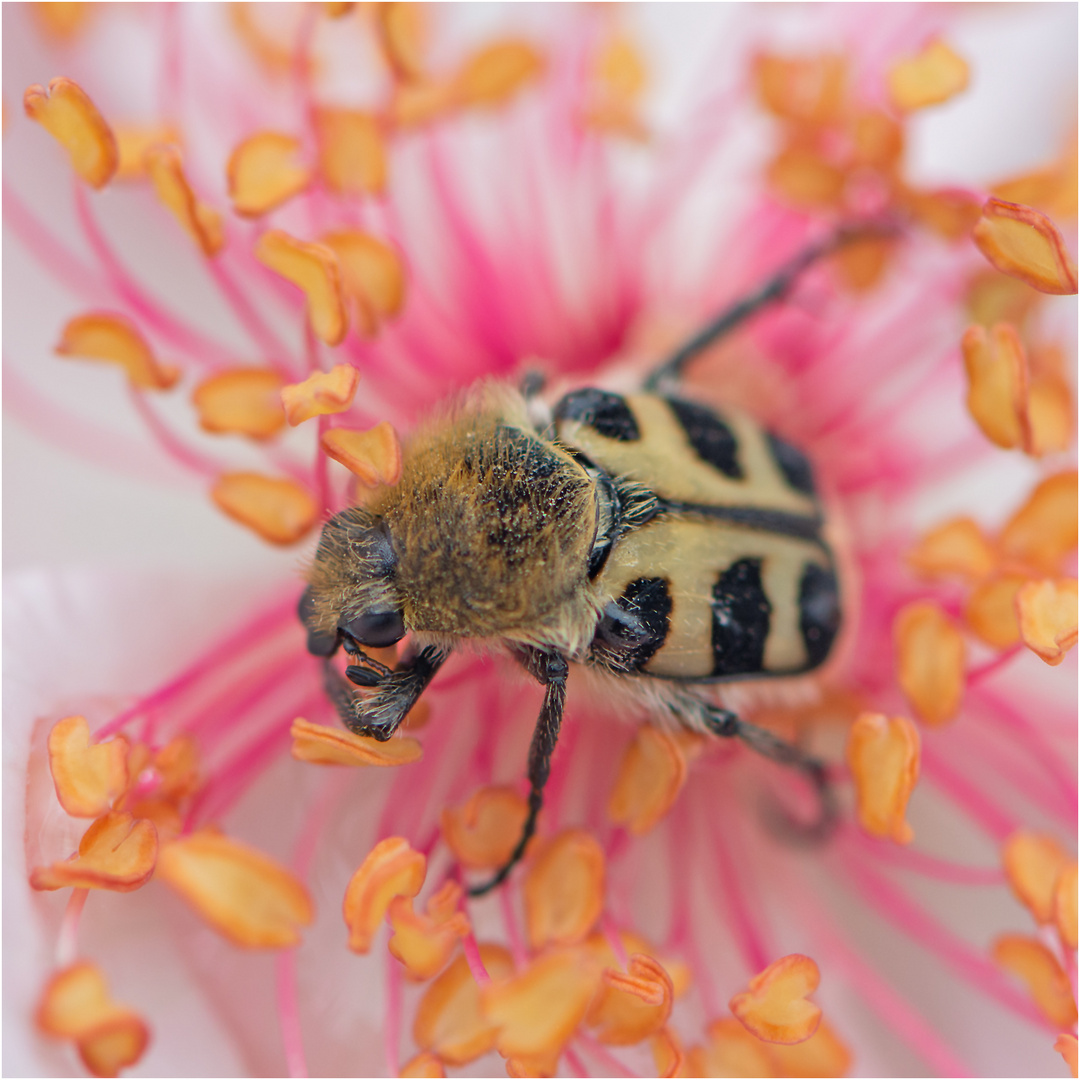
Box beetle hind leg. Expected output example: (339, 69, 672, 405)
(695, 699, 837, 843)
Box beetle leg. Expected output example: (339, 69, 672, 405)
(322, 645, 446, 741)
(468, 649, 569, 897)
(644, 221, 899, 392)
(700, 701, 837, 842)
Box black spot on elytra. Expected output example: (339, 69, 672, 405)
(591, 577, 671, 672)
(712, 558, 770, 676)
(554, 388, 640, 441)
(767, 432, 816, 495)
(667, 398, 743, 479)
(799, 562, 840, 669)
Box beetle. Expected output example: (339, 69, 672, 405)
(301, 230, 860, 895)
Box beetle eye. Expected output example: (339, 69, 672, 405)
(342, 609, 405, 647)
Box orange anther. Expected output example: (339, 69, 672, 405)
(505, 1050, 561, 1077)
(227, 132, 311, 217)
(456, 41, 544, 107)
(846, 712, 920, 845)
(31, 3, 95, 42)
(907, 518, 997, 581)
(125, 798, 183, 843)
(687, 1018, 774, 1078)
(375, 3, 426, 82)
(1016, 578, 1078, 665)
(391, 80, 457, 129)
(321, 422, 404, 487)
(894, 601, 966, 726)
(994, 139, 1079, 223)
(156, 830, 313, 948)
(596, 34, 648, 105)
(1057, 1034, 1079, 1079)
(290, 718, 422, 768)
(1054, 862, 1078, 950)
(343, 837, 426, 953)
(584, 930, 692, 1001)
(441, 785, 530, 870)
(767, 146, 846, 209)
(193, 368, 285, 439)
(887, 39, 969, 112)
(254, 230, 347, 346)
(144, 144, 225, 257)
(24, 77, 118, 188)
(966, 271, 1041, 331)
(651, 1027, 686, 1079)
(388, 881, 471, 980)
(832, 235, 895, 292)
(280, 364, 360, 426)
(56, 313, 180, 391)
(973, 198, 1078, 296)
(480, 947, 603, 1059)
(905, 187, 983, 242)
(964, 575, 1025, 649)
(228, 3, 297, 77)
(321, 230, 407, 333)
(1026, 344, 1073, 458)
(30, 810, 158, 893)
(729, 954, 822, 1045)
(961, 323, 1030, 451)
(767, 1019, 852, 1077)
(324, 2, 355, 17)
(585, 954, 674, 1046)
(413, 944, 515, 1065)
(398, 1052, 444, 1079)
(211, 472, 318, 546)
(114, 123, 182, 181)
(998, 472, 1078, 576)
(607, 725, 688, 835)
(523, 829, 605, 950)
(314, 109, 387, 197)
(36, 962, 150, 1078)
(755, 54, 847, 126)
(852, 110, 904, 171)
(992, 934, 1078, 1028)
(47, 716, 129, 819)
(1002, 832, 1071, 924)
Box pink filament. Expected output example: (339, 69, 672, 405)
(55, 889, 90, 968)
(275, 949, 308, 1079)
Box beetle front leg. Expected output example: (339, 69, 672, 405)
(468, 649, 569, 897)
(323, 645, 447, 741)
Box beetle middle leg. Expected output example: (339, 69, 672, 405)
(468, 648, 569, 897)
(677, 696, 836, 841)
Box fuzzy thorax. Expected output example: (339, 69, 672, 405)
(307, 388, 603, 655)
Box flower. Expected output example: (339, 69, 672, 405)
(5, 3, 1077, 1077)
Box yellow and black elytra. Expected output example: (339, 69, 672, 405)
(302, 232, 856, 895)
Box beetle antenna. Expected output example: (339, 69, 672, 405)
(644, 219, 899, 392)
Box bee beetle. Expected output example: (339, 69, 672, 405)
(301, 234, 855, 895)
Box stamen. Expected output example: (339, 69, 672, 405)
(961, 323, 1030, 450)
(30, 811, 158, 893)
(211, 472, 318, 545)
(343, 837, 426, 953)
(887, 40, 969, 112)
(144, 145, 226, 257)
(523, 830, 606, 950)
(387, 882, 471, 980)
(1056, 1035, 1079, 1079)
(320, 231, 407, 335)
(375, 3, 426, 83)
(1054, 862, 1078, 950)
(412, 944, 515, 1066)
(155, 830, 314, 947)
(846, 712, 920, 845)
(113, 123, 182, 182)
(973, 199, 1079, 295)
(1016, 578, 1078, 665)
(35, 963, 149, 1078)
(584, 954, 674, 1046)
(686, 1018, 774, 1077)
(47, 716, 129, 818)
(193, 368, 287, 439)
(650, 1027, 685, 1078)
(313, 110, 387, 197)
(894, 600, 966, 726)
(607, 725, 689, 835)
(997, 471, 1078, 575)
(254, 231, 347, 346)
(1002, 832, 1071, 924)
(729, 954, 823, 1045)
(991, 935, 1078, 1028)
(31, 3, 95, 41)
(290, 718, 422, 767)
(227, 132, 311, 217)
(755, 54, 847, 125)
(455, 41, 544, 107)
(964, 575, 1025, 649)
(56, 313, 180, 391)
(24, 78, 118, 188)
(903, 187, 981, 241)
(441, 786, 530, 870)
(1026, 343, 1073, 457)
(321, 422, 403, 487)
(281, 365, 360, 426)
(398, 1052, 445, 1078)
(766, 1019, 853, 1077)
(907, 517, 997, 581)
